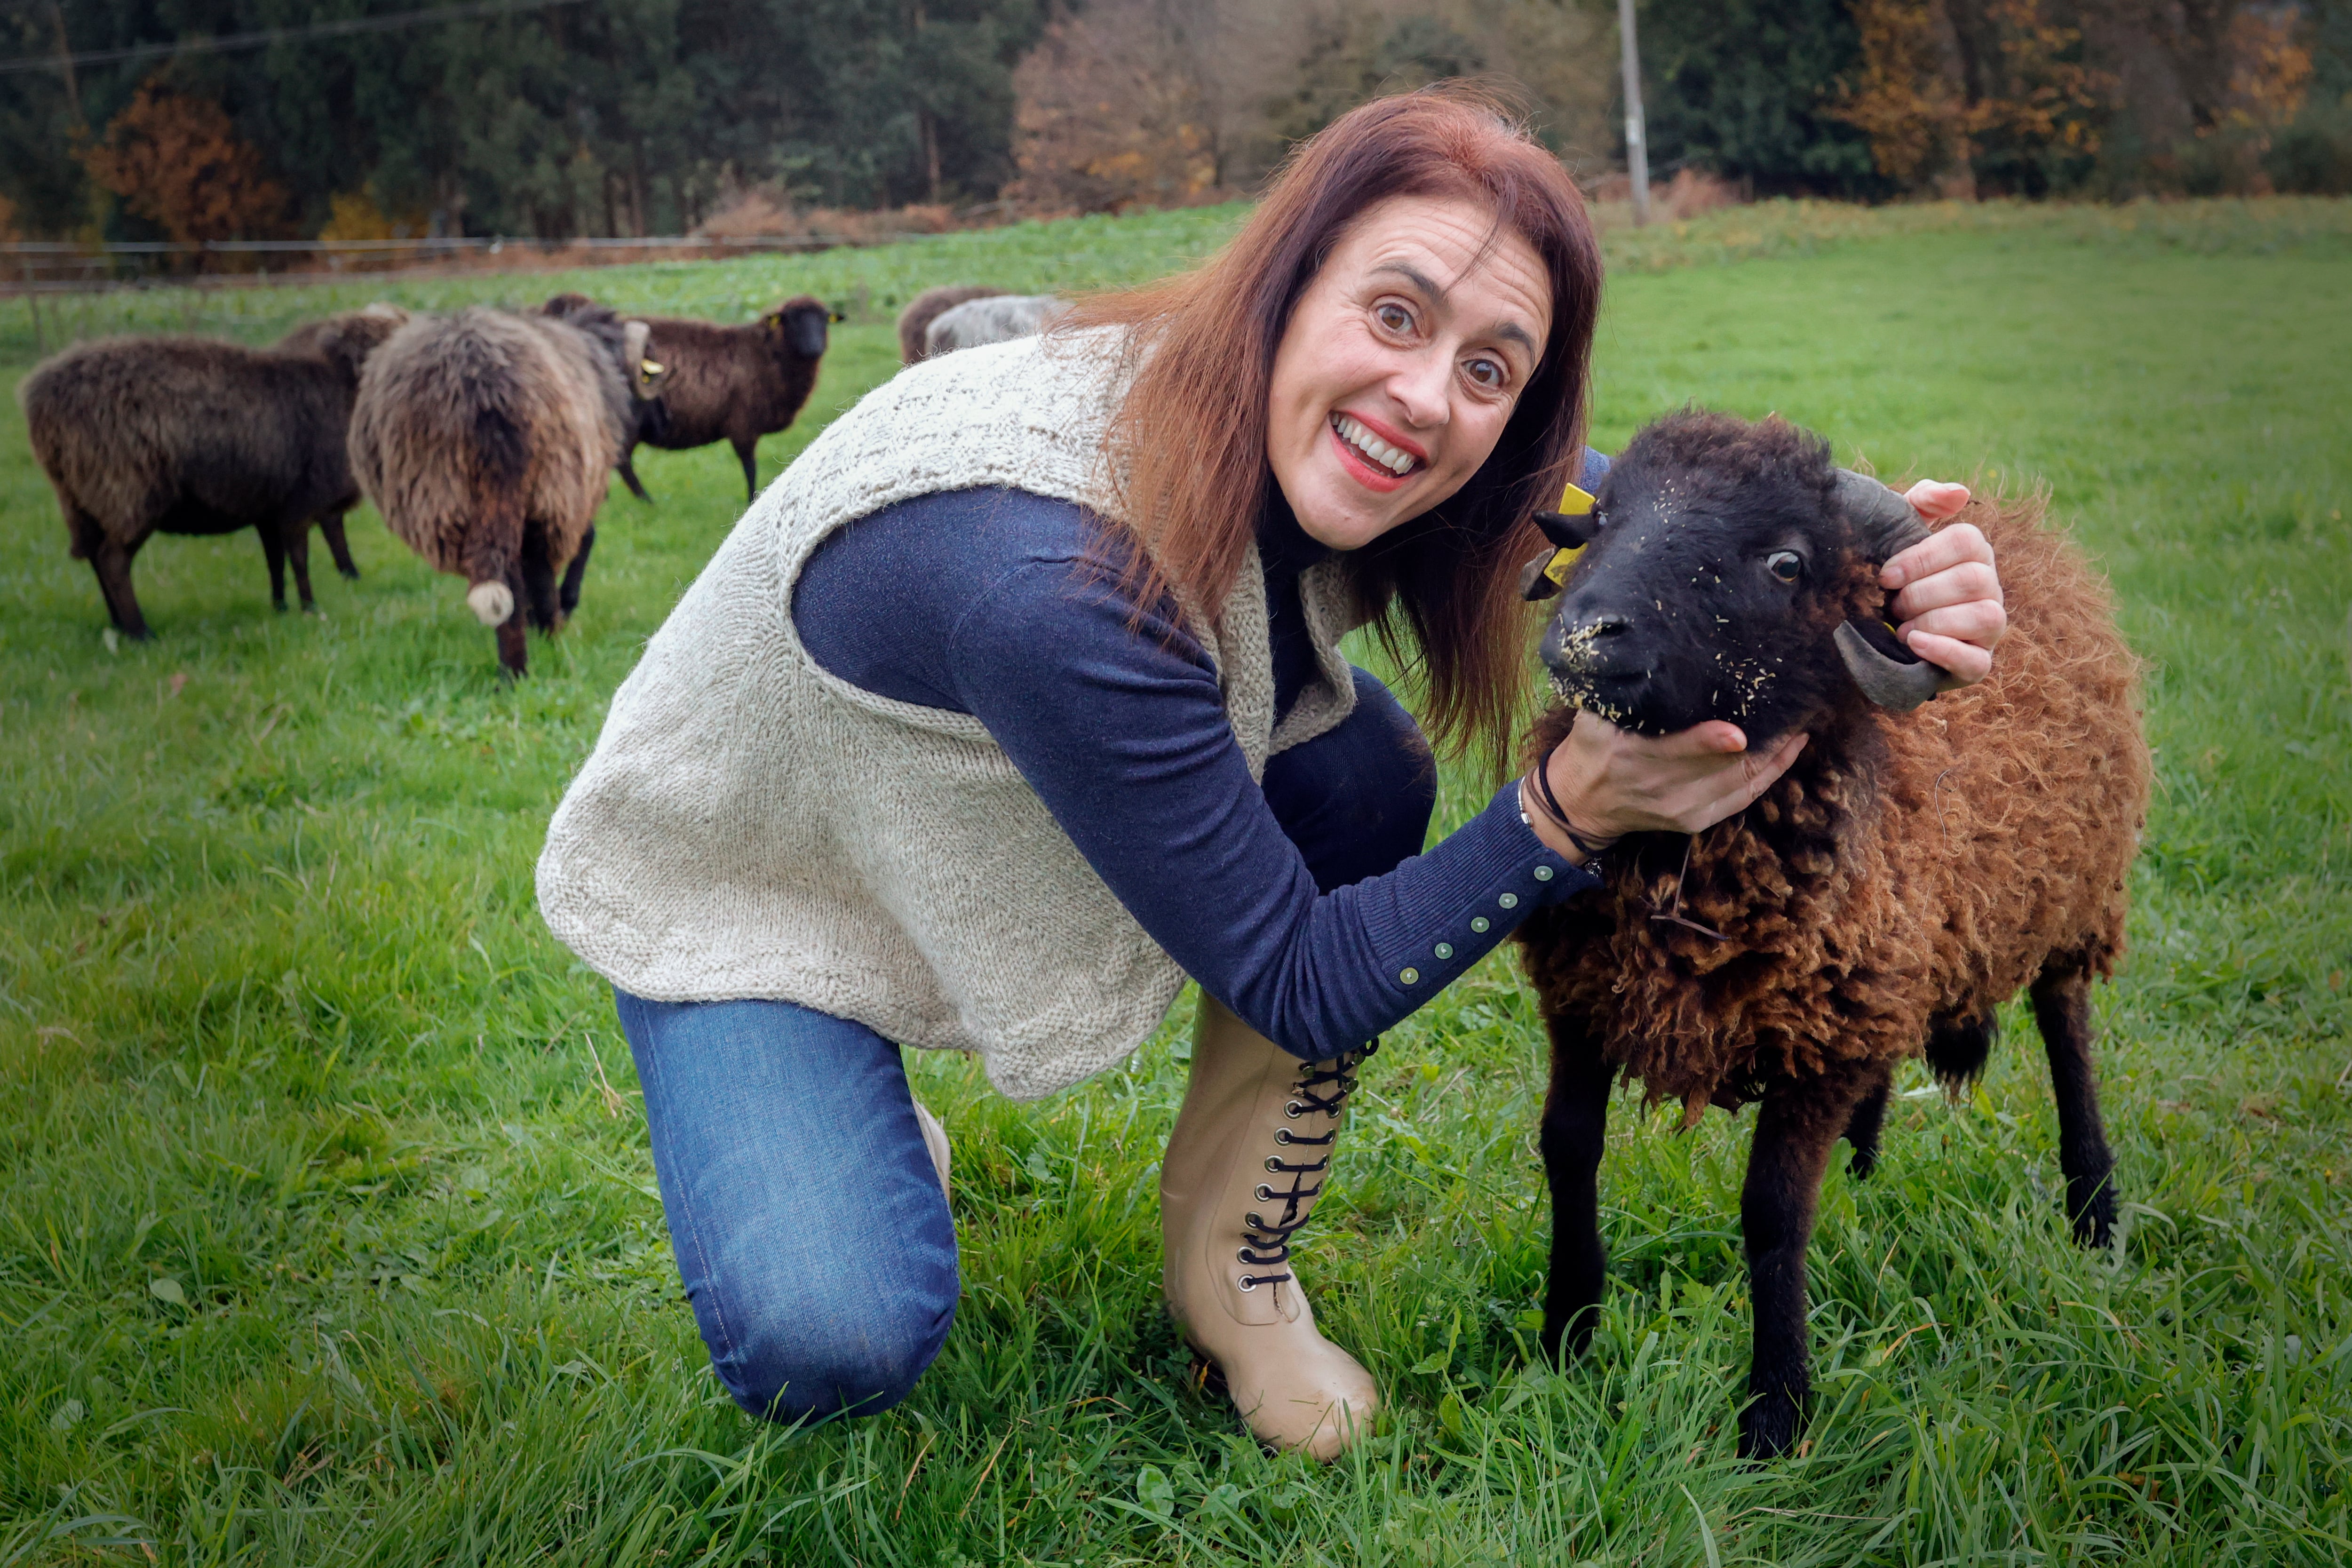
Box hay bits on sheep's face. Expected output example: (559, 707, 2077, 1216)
(1535, 411, 1864, 742)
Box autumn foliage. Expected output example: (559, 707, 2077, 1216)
(1831, 0, 2319, 197)
(1006, 0, 1224, 214)
(81, 81, 289, 247)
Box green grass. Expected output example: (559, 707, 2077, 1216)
(1, 199, 2347, 1565)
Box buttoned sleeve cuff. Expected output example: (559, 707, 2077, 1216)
(1349, 780, 1598, 1003)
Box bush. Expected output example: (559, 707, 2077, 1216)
(2265, 104, 2352, 194)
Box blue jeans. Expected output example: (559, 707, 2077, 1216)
(616, 668, 1433, 1424)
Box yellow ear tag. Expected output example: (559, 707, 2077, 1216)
(1542, 482, 1598, 584)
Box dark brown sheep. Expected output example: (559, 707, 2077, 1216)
(348, 302, 663, 677)
(17, 308, 409, 637)
(895, 284, 1005, 365)
(554, 295, 829, 505)
(1513, 410, 2150, 1457)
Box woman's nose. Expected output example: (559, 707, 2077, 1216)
(1387, 351, 1453, 430)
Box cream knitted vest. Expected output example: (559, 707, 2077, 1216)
(537, 330, 1362, 1099)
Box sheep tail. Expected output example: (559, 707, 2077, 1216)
(456, 397, 535, 626)
(460, 490, 526, 627)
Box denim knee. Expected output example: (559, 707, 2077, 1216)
(703, 1263, 958, 1424)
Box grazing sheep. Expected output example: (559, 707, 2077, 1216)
(896, 284, 1006, 365)
(17, 307, 409, 637)
(1513, 410, 2149, 1458)
(548, 294, 828, 506)
(348, 302, 663, 676)
(922, 293, 1066, 359)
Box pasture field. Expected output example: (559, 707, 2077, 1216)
(2, 199, 2348, 1566)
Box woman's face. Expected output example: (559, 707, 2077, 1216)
(1267, 193, 1553, 552)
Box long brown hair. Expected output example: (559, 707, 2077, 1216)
(1063, 84, 1604, 774)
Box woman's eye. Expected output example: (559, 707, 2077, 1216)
(1375, 302, 1414, 334)
(1767, 550, 1804, 582)
(1463, 357, 1505, 389)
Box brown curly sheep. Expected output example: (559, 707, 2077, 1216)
(18, 308, 407, 637)
(1513, 409, 2150, 1458)
(348, 303, 661, 676)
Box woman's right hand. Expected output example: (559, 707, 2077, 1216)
(1521, 715, 1809, 864)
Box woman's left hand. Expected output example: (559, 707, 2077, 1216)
(1879, 480, 2005, 690)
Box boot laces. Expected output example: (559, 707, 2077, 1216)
(1236, 1040, 1378, 1291)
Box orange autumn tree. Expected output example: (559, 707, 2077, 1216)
(82, 80, 289, 247)
(1834, 0, 2109, 195)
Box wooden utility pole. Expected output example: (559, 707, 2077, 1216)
(1616, 0, 1650, 227)
(50, 0, 84, 130)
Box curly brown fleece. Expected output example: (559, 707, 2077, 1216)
(1517, 493, 2150, 1121)
(348, 307, 620, 591)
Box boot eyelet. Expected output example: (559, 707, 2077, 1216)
(1274, 1129, 1292, 1144)
(1255, 1183, 1273, 1202)
(1284, 1102, 1303, 1118)
(1264, 1156, 1282, 1173)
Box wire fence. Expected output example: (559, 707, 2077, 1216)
(0, 231, 936, 294)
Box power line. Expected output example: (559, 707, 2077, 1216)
(0, 0, 589, 78)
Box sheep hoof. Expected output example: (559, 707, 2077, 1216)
(467, 581, 515, 627)
(1738, 1391, 1803, 1460)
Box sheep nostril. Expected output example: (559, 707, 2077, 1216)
(1585, 613, 1630, 638)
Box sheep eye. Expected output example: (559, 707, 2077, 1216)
(1767, 550, 1804, 582)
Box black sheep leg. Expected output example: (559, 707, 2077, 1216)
(84, 521, 151, 639)
(260, 525, 290, 612)
(2031, 964, 2117, 1249)
(1539, 1014, 1614, 1361)
(618, 455, 651, 502)
(283, 522, 318, 611)
(1842, 1067, 1893, 1179)
(495, 563, 530, 678)
(319, 511, 361, 580)
(558, 526, 595, 619)
(518, 524, 560, 632)
(733, 437, 759, 504)
(1740, 1066, 1873, 1458)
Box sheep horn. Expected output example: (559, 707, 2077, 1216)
(622, 320, 659, 398)
(1835, 468, 1929, 563)
(1830, 469, 1946, 708)
(1835, 618, 1943, 710)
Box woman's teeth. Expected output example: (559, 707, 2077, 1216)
(1332, 414, 1417, 476)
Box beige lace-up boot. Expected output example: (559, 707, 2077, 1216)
(1161, 996, 1379, 1460)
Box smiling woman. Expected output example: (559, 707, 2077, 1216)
(532, 86, 2010, 1465)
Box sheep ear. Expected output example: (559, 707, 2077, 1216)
(1835, 469, 1929, 563)
(1835, 617, 1942, 710)
(1532, 509, 1596, 550)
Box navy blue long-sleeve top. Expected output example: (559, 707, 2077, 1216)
(792, 458, 1610, 1060)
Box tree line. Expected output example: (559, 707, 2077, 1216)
(2, 0, 2346, 249)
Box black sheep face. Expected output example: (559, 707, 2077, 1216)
(765, 299, 832, 359)
(1539, 411, 1888, 743)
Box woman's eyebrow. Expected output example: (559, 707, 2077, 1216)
(1367, 261, 1537, 358)
(1368, 260, 1445, 301)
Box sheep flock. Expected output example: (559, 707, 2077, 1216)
(15, 287, 2159, 1465)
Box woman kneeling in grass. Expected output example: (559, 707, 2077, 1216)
(537, 87, 2005, 1460)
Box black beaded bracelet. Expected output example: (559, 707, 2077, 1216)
(1526, 747, 1621, 864)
